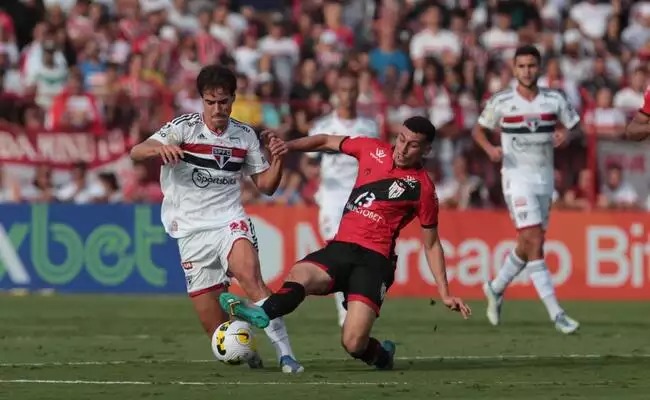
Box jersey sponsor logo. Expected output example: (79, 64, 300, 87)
(388, 180, 406, 199)
(181, 261, 193, 270)
(191, 168, 237, 187)
(370, 148, 386, 163)
(212, 146, 232, 168)
(346, 191, 383, 222)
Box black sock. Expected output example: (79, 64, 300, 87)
(351, 337, 390, 367)
(261, 282, 306, 320)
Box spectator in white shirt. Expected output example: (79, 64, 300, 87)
(598, 164, 640, 209)
(410, 4, 461, 82)
(480, 9, 518, 58)
(584, 87, 627, 138)
(24, 39, 69, 110)
(613, 67, 647, 116)
(56, 162, 106, 204)
(569, 0, 615, 40)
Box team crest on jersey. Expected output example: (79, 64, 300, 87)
(212, 146, 232, 168)
(525, 116, 540, 132)
(388, 180, 406, 199)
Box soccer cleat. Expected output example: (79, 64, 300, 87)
(483, 281, 503, 326)
(280, 355, 305, 374)
(247, 352, 264, 369)
(219, 293, 270, 329)
(554, 313, 580, 334)
(377, 340, 396, 370)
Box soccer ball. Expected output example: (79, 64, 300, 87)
(211, 320, 257, 365)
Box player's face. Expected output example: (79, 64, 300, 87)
(202, 87, 234, 131)
(336, 77, 359, 110)
(393, 126, 431, 168)
(513, 55, 539, 89)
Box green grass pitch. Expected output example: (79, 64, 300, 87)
(1, 295, 649, 399)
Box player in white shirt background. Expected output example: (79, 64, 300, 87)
(473, 45, 580, 334)
(130, 65, 304, 373)
(308, 69, 381, 327)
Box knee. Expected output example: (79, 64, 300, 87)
(518, 230, 544, 259)
(341, 330, 368, 356)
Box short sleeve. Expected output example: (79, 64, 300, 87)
(557, 92, 581, 129)
(243, 131, 270, 176)
(477, 96, 501, 130)
(339, 136, 372, 159)
(417, 182, 439, 228)
(149, 122, 183, 145)
(640, 87, 650, 116)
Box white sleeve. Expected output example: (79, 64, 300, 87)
(148, 122, 184, 145)
(557, 93, 581, 129)
(243, 132, 270, 176)
(477, 96, 501, 130)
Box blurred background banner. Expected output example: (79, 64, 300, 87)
(1, 204, 648, 299)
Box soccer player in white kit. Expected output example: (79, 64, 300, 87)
(130, 65, 304, 373)
(473, 45, 580, 334)
(308, 69, 381, 327)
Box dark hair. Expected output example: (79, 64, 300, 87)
(404, 116, 436, 143)
(98, 172, 119, 191)
(196, 64, 237, 97)
(514, 45, 541, 64)
(337, 68, 359, 81)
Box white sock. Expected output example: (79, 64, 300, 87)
(334, 292, 347, 323)
(491, 250, 526, 294)
(255, 297, 295, 361)
(527, 260, 564, 321)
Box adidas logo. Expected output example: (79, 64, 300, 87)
(198, 133, 207, 139)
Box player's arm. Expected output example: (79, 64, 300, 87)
(624, 111, 650, 141)
(130, 123, 184, 164)
(421, 226, 471, 319)
(286, 134, 348, 153)
(472, 97, 502, 162)
(248, 131, 286, 196)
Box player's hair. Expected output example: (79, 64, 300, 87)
(513, 45, 541, 64)
(403, 116, 436, 143)
(196, 64, 237, 97)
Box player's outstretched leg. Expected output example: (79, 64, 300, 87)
(484, 249, 526, 325)
(334, 292, 347, 327)
(527, 260, 580, 334)
(227, 239, 303, 373)
(341, 300, 395, 370)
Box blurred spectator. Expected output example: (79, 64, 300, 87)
(24, 39, 69, 111)
(614, 67, 647, 116)
(123, 161, 163, 203)
(437, 155, 489, 210)
(231, 73, 262, 127)
(46, 69, 104, 133)
(410, 4, 461, 80)
(56, 162, 106, 204)
(20, 164, 58, 203)
(0, 166, 20, 203)
(584, 87, 627, 138)
(94, 172, 123, 203)
(598, 164, 640, 209)
(564, 168, 595, 211)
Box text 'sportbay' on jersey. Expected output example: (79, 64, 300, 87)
(149, 113, 269, 238)
(332, 137, 439, 259)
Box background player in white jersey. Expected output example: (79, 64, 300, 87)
(129, 65, 303, 373)
(473, 45, 580, 334)
(308, 69, 381, 327)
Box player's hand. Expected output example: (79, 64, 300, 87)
(553, 130, 568, 148)
(157, 144, 184, 165)
(260, 129, 280, 145)
(442, 296, 472, 319)
(268, 137, 288, 158)
(487, 146, 502, 162)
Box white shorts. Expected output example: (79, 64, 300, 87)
(177, 217, 258, 296)
(503, 185, 552, 231)
(318, 209, 343, 241)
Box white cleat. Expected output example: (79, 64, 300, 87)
(338, 312, 346, 328)
(554, 313, 580, 334)
(483, 281, 503, 326)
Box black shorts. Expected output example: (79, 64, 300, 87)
(301, 241, 396, 316)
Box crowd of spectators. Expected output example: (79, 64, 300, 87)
(0, 0, 649, 211)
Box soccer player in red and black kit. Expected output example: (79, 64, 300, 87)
(221, 116, 471, 369)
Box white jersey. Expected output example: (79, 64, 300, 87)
(477, 87, 580, 192)
(150, 113, 269, 238)
(308, 113, 380, 214)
